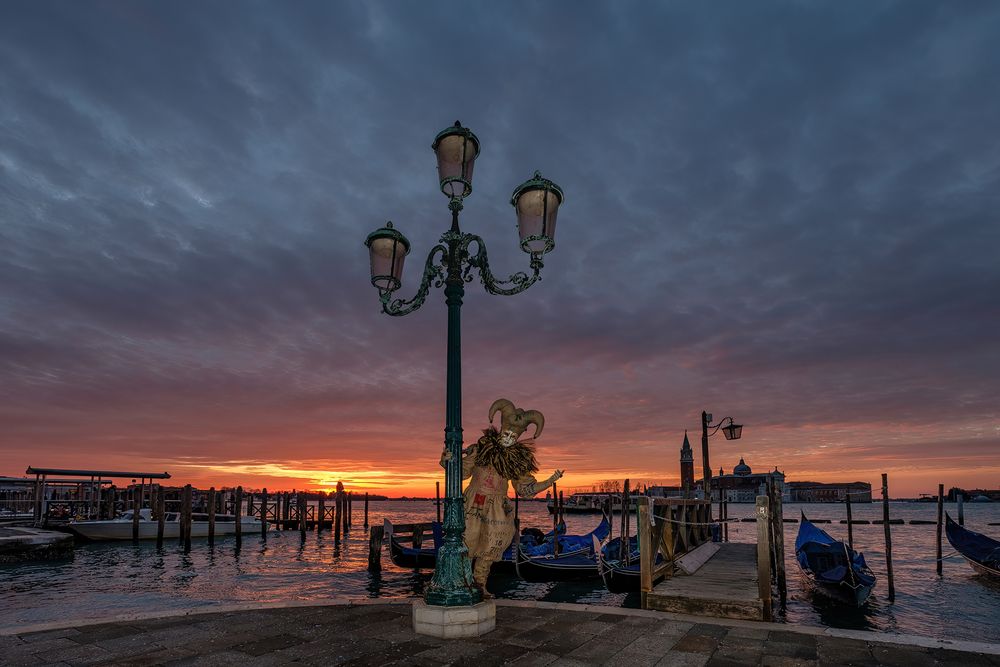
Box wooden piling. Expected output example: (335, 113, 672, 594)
(261, 488, 268, 538)
(298, 491, 306, 537)
(771, 482, 787, 605)
(846, 494, 854, 552)
(368, 525, 383, 572)
(318, 494, 325, 533)
(552, 482, 559, 556)
(235, 486, 243, 545)
(881, 473, 895, 601)
(334, 483, 343, 544)
(364, 491, 369, 528)
(283, 492, 290, 528)
(412, 524, 423, 549)
(207, 487, 216, 546)
(156, 486, 165, 548)
(182, 484, 192, 551)
(958, 492, 964, 526)
(132, 481, 140, 543)
(756, 495, 772, 621)
(936, 483, 944, 576)
(435, 482, 441, 523)
(346, 491, 352, 530)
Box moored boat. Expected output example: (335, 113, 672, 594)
(945, 514, 1000, 578)
(68, 509, 262, 541)
(795, 513, 875, 606)
(513, 515, 611, 582)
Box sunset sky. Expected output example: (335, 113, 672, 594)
(1, 3, 998, 498)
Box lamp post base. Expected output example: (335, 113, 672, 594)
(412, 599, 496, 639)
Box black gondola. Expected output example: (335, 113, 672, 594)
(946, 513, 1000, 579)
(795, 512, 875, 606)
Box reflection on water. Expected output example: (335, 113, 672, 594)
(1, 501, 999, 642)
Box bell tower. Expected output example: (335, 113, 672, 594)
(680, 430, 695, 489)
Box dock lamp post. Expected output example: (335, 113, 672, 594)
(365, 121, 564, 607)
(701, 411, 742, 518)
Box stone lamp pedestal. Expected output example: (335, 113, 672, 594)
(412, 600, 496, 639)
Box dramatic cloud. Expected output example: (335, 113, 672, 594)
(1, 2, 998, 496)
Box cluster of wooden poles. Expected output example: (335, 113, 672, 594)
(144, 482, 373, 551)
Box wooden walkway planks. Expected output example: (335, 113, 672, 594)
(645, 542, 764, 621)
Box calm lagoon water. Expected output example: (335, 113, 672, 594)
(2, 500, 999, 641)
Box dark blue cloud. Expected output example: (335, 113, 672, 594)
(1, 2, 997, 482)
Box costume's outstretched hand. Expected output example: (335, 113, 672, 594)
(551, 469, 564, 481)
(440, 448, 452, 467)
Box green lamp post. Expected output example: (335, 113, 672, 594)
(365, 121, 564, 606)
(700, 411, 743, 518)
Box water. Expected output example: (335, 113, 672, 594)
(2, 500, 998, 642)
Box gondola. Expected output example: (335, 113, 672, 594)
(795, 513, 876, 606)
(593, 535, 669, 593)
(513, 515, 611, 582)
(945, 514, 1000, 578)
(385, 519, 441, 568)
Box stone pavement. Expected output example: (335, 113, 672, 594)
(3, 600, 1000, 666)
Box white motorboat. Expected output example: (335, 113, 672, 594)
(67, 508, 263, 541)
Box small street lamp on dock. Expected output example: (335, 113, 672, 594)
(701, 411, 743, 518)
(365, 121, 563, 607)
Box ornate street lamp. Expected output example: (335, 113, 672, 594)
(700, 411, 743, 518)
(365, 121, 563, 607)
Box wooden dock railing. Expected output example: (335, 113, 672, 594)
(637, 497, 713, 607)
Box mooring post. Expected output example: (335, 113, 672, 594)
(235, 486, 243, 546)
(846, 493, 854, 552)
(958, 492, 964, 526)
(298, 491, 306, 537)
(318, 494, 325, 533)
(261, 488, 268, 539)
(132, 480, 140, 543)
(156, 486, 165, 548)
(207, 487, 216, 546)
(182, 484, 192, 552)
(413, 524, 423, 549)
(334, 482, 343, 544)
(347, 491, 352, 530)
(936, 483, 944, 576)
(882, 473, 895, 601)
(364, 491, 369, 529)
(756, 495, 772, 621)
(435, 482, 441, 523)
(772, 482, 787, 605)
(368, 524, 383, 572)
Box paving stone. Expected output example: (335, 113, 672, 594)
(767, 631, 817, 647)
(760, 657, 818, 667)
(535, 631, 593, 657)
(506, 627, 560, 648)
(690, 623, 730, 640)
(548, 658, 591, 667)
(707, 651, 762, 667)
(869, 644, 936, 667)
(655, 651, 711, 667)
(510, 651, 560, 667)
(604, 648, 662, 667)
(565, 636, 624, 663)
(724, 626, 770, 640)
(232, 633, 303, 656)
(18, 628, 83, 644)
(927, 649, 997, 667)
(572, 619, 617, 636)
(672, 633, 720, 655)
(33, 641, 115, 665)
(652, 620, 695, 637)
(625, 632, 686, 655)
(762, 640, 817, 660)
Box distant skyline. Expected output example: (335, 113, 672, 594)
(2, 3, 998, 498)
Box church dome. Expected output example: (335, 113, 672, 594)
(733, 457, 752, 476)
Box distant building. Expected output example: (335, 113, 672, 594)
(680, 430, 695, 490)
(787, 481, 872, 502)
(947, 487, 999, 502)
(710, 458, 788, 503)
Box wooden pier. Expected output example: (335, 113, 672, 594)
(644, 543, 762, 620)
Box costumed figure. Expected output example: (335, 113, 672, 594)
(440, 398, 564, 598)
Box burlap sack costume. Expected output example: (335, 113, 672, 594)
(443, 398, 563, 595)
